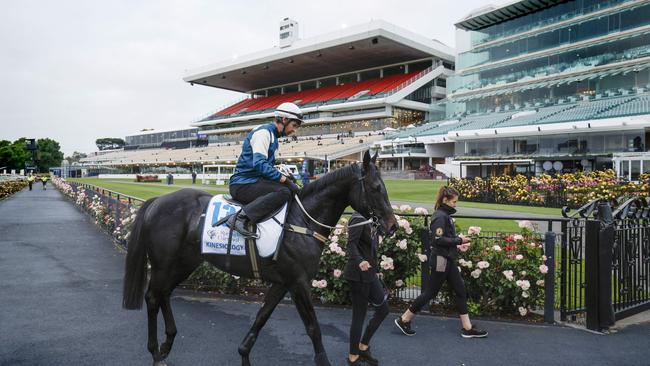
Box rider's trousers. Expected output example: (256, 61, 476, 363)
(229, 179, 292, 223)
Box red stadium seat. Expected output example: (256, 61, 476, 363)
(211, 72, 420, 117)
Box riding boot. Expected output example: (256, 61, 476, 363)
(226, 210, 257, 238)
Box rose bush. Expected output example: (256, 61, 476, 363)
(310, 208, 426, 304)
(457, 223, 548, 317)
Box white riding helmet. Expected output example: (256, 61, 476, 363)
(274, 102, 303, 124)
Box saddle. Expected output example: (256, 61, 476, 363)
(200, 195, 288, 278)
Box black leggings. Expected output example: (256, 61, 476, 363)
(348, 278, 389, 355)
(230, 179, 291, 223)
(409, 255, 468, 315)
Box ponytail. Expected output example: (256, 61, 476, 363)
(434, 186, 459, 210)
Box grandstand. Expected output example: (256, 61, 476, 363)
(81, 19, 454, 178)
(178, 19, 454, 176)
(379, 0, 650, 180)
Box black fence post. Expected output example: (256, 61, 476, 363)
(585, 218, 600, 331)
(597, 203, 615, 329)
(585, 202, 617, 331)
(544, 231, 556, 324)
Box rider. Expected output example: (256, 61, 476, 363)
(226, 102, 302, 236)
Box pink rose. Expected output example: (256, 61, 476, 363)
(333, 269, 342, 278)
(539, 264, 548, 274)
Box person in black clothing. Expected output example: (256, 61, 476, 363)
(394, 186, 488, 338)
(344, 212, 389, 366)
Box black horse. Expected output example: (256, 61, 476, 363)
(122, 151, 397, 366)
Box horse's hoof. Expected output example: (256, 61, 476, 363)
(241, 355, 251, 366)
(314, 352, 331, 366)
(153, 361, 167, 366)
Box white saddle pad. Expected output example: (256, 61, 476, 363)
(201, 194, 287, 258)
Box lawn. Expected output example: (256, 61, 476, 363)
(383, 179, 562, 216)
(69, 178, 228, 200)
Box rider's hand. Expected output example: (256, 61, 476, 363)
(457, 243, 470, 252)
(286, 180, 300, 195)
(461, 236, 471, 244)
(359, 261, 371, 271)
(280, 175, 287, 183)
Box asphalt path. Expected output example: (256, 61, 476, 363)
(1, 187, 649, 366)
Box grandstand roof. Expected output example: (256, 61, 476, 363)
(456, 0, 567, 31)
(183, 20, 454, 93)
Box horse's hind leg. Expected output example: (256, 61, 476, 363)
(145, 283, 165, 366)
(158, 264, 201, 361)
(239, 283, 287, 366)
(289, 282, 332, 366)
(159, 295, 177, 360)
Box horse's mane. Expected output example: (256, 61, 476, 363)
(299, 163, 359, 198)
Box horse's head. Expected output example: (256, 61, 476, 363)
(352, 150, 398, 236)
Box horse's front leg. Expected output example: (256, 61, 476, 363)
(239, 283, 288, 366)
(289, 281, 332, 366)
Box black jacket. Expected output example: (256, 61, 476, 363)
(429, 204, 462, 259)
(343, 213, 378, 283)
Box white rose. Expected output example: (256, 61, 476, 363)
(417, 254, 428, 263)
(515, 254, 524, 260)
(518, 307, 528, 316)
(477, 261, 490, 269)
(471, 269, 482, 278)
(492, 245, 502, 252)
(522, 291, 529, 298)
(395, 279, 404, 287)
(502, 270, 514, 281)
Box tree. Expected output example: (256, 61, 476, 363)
(0, 138, 32, 171)
(96, 138, 125, 151)
(65, 151, 88, 165)
(36, 138, 64, 172)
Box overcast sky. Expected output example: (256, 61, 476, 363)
(0, 0, 506, 156)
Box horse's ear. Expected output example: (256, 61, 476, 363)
(371, 151, 378, 164)
(363, 150, 371, 169)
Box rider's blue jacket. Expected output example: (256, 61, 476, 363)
(230, 123, 282, 185)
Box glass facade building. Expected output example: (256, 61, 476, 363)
(451, 0, 650, 114)
(442, 0, 650, 174)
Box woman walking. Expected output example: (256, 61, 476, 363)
(394, 186, 487, 338)
(344, 211, 390, 365)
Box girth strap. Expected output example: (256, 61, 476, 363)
(284, 224, 328, 244)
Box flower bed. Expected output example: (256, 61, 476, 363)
(450, 170, 650, 208)
(310, 206, 550, 318)
(0, 179, 28, 200)
(53, 176, 137, 244)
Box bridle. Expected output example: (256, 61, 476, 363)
(293, 164, 380, 232)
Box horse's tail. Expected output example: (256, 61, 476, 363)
(122, 197, 156, 310)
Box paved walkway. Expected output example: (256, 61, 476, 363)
(1, 187, 649, 365)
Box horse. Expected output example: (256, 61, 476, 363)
(122, 151, 397, 366)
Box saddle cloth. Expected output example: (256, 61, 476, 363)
(201, 194, 287, 258)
